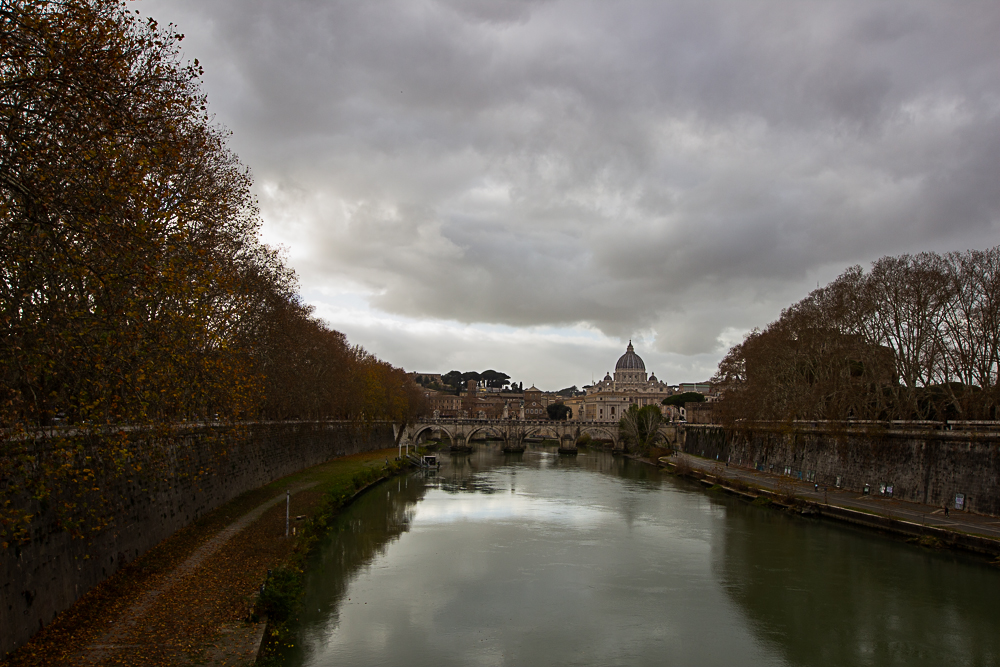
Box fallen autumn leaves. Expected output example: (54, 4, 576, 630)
(1, 448, 405, 667)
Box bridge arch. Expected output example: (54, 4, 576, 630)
(411, 424, 454, 447)
(579, 424, 619, 448)
(526, 424, 561, 441)
(465, 424, 503, 443)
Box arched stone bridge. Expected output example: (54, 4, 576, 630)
(399, 418, 680, 453)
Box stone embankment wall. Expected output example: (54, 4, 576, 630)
(1, 421, 393, 658)
(683, 424, 1000, 516)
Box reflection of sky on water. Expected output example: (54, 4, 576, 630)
(286, 451, 1000, 667)
(412, 490, 614, 527)
(414, 465, 617, 527)
(292, 452, 791, 667)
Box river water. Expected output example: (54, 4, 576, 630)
(274, 447, 1000, 667)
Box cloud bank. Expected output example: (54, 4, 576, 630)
(141, 0, 1000, 387)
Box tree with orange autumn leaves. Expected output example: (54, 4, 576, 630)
(0, 0, 426, 544)
(0, 0, 425, 431)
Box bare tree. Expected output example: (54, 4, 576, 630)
(714, 247, 1000, 423)
(618, 404, 665, 454)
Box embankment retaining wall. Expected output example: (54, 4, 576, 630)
(683, 424, 1000, 516)
(1, 421, 393, 657)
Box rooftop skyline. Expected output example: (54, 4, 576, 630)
(139, 0, 1000, 388)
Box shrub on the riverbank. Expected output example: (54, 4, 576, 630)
(647, 445, 671, 460)
(353, 465, 389, 490)
(255, 567, 303, 623)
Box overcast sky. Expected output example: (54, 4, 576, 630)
(140, 0, 1000, 390)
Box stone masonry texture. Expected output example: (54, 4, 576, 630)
(684, 424, 999, 516)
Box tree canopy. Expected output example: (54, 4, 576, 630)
(440, 369, 515, 390)
(0, 0, 425, 430)
(546, 403, 571, 420)
(618, 404, 664, 453)
(661, 392, 705, 407)
(480, 369, 511, 389)
(0, 0, 428, 549)
(713, 248, 1000, 424)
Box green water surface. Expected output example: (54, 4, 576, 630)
(275, 448, 1000, 667)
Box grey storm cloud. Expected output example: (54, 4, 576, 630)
(146, 0, 1000, 360)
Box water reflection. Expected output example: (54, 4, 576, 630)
(716, 495, 1000, 666)
(288, 473, 429, 647)
(276, 447, 1000, 667)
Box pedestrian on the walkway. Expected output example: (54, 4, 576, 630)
(945, 506, 949, 517)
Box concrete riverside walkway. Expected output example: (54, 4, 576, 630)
(667, 452, 1000, 550)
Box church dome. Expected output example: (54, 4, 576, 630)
(615, 341, 645, 371)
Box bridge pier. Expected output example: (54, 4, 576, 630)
(557, 432, 578, 455)
(450, 434, 472, 453)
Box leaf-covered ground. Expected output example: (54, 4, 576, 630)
(1, 448, 402, 667)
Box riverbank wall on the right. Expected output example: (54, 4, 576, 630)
(662, 457, 1000, 558)
(683, 423, 1000, 516)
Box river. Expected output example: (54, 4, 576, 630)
(271, 447, 1000, 667)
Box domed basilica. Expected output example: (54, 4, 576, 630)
(577, 341, 672, 421)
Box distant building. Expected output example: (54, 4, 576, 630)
(426, 390, 461, 418)
(685, 402, 717, 424)
(477, 390, 524, 419)
(578, 342, 673, 421)
(562, 395, 585, 420)
(678, 382, 712, 395)
(524, 386, 546, 418)
(420, 344, 682, 423)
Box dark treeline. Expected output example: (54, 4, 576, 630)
(0, 0, 425, 431)
(714, 248, 1000, 424)
(431, 370, 519, 391)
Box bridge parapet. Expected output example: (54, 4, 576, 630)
(404, 418, 680, 452)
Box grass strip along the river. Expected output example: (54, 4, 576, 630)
(1, 448, 408, 667)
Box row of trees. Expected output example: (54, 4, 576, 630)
(0, 0, 424, 432)
(434, 370, 518, 391)
(713, 248, 1000, 424)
